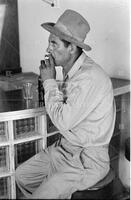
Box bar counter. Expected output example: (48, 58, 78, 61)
(0, 77, 130, 113)
(0, 77, 130, 199)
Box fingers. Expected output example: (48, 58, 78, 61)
(45, 54, 55, 70)
(39, 54, 55, 71)
(39, 60, 45, 72)
(45, 58, 50, 68)
(41, 60, 45, 66)
(49, 54, 55, 67)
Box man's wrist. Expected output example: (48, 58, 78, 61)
(42, 76, 55, 83)
(43, 79, 57, 92)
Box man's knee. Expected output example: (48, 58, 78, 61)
(15, 164, 27, 186)
(15, 165, 22, 183)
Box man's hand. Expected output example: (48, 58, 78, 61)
(39, 54, 56, 83)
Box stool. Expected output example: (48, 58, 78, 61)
(71, 168, 115, 199)
(125, 137, 130, 162)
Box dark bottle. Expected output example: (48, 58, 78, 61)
(38, 60, 45, 107)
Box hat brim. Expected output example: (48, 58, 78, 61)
(41, 22, 91, 51)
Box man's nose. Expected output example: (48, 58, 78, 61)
(46, 45, 52, 54)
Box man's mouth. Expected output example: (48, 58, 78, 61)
(45, 54, 56, 65)
(44, 54, 50, 60)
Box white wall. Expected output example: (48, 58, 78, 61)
(18, 0, 130, 79)
(0, 5, 6, 44)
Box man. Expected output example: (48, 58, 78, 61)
(15, 9, 116, 199)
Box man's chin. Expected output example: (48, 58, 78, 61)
(54, 60, 62, 67)
(54, 61, 60, 67)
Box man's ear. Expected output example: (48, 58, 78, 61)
(69, 43, 77, 54)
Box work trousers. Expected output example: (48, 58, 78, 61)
(15, 138, 110, 199)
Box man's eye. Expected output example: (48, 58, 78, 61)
(52, 43, 57, 49)
(51, 40, 57, 45)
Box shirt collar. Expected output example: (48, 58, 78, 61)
(66, 52, 86, 80)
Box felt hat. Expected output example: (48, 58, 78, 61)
(41, 9, 91, 51)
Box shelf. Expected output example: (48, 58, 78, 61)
(13, 117, 38, 139)
(47, 132, 61, 147)
(0, 172, 12, 178)
(0, 146, 9, 173)
(0, 106, 46, 122)
(13, 135, 44, 145)
(46, 114, 58, 133)
(0, 176, 10, 199)
(15, 140, 40, 167)
(0, 108, 46, 199)
(47, 131, 59, 137)
(111, 78, 130, 96)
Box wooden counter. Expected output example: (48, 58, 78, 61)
(111, 78, 130, 96)
(0, 77, 130, 113)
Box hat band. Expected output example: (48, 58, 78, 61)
(54, 22, 84, 42)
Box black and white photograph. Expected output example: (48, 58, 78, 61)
(0, 0, 130, 199)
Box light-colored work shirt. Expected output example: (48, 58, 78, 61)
(43, 52, 116, 148)
(15, 53, 116, 199)
(23, 52, 116, 198)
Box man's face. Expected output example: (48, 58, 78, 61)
(46, 33, 71, 67)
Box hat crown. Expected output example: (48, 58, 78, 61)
(55, 9, 90, 42)
(41, 9, 91, 51)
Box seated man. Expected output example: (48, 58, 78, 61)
(15, 9, 116, 199)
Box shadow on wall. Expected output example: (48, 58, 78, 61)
(0, 0, 20, 74)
